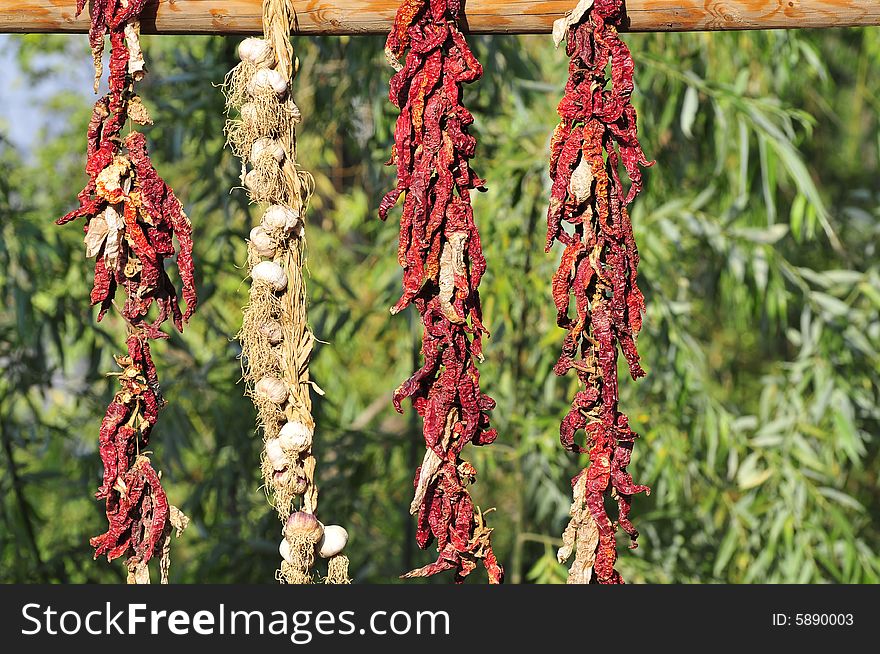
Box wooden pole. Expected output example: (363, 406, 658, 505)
(3, 1, 879, 35)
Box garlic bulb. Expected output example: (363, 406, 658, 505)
(285, 209, 301, 233)
(285, 511, 323, 544)
(265, 437, 287, 471)
(251, 261, 287, 292)
(290, 474, 309, 495)
(240, 102, 259, 125)
(317, 525, 348, 559)
(255, 377, 287, 404)
(290, 102, 302, 124)
(249, 226, 276, 258)
(279, 538, 293, 564)
(243, 168, 262, 192)
(272, 467, 307, 495)
(250, 137, 285, 164)
(261, 205, 300, 233)
(272, 468, 288, 487)
(248, 69, 288, 97)
(279, 420, 313, 453)
(260, 321, 284, 345)
(237, 38, 275, 68)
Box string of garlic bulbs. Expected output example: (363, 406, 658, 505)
(223, 0, 350, 585)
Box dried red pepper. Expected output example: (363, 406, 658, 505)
(62, 1, 194, 580)
(382, 0, 502, 584)
(548, 0, 652, 584)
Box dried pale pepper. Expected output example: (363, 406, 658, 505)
(382, 0, 503, 584)
(60, 0, 193, 583)
(548, 0, 652, 584)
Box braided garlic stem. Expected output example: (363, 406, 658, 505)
(224, 0, 350, 584)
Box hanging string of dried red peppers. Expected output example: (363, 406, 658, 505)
(59, 0, 193, 583)
(382, 0, 503, 584)
(548, 0, 652, 584)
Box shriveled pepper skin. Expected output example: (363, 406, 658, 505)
(547, 1, 652, 584)
(382, 0, 502, 584)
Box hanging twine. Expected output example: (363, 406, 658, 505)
(224, 0, 350, 584)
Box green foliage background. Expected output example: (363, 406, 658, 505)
(0, 27, 877, 584)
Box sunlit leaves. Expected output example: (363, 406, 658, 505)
(1, 27, 878, 583)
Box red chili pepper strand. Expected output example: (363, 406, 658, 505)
(96, 401, 131, 499)
(126, 131, 197, 328)
(109, 0, 149, 29)
(94, 465, 147, 561)
(136, 459, 170, 558)
(64, 1, 195, 574)
(547, 1, 652, 584)
(383, 0, 502, 584)
(59, 30, 128, 228)
(91, 334, 167, 566)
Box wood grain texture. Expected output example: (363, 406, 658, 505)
(2, 1, 879, 35)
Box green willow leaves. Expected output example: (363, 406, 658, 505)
(0, 27, 877, 583)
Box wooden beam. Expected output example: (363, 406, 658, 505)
(3, 1, 879, 36)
